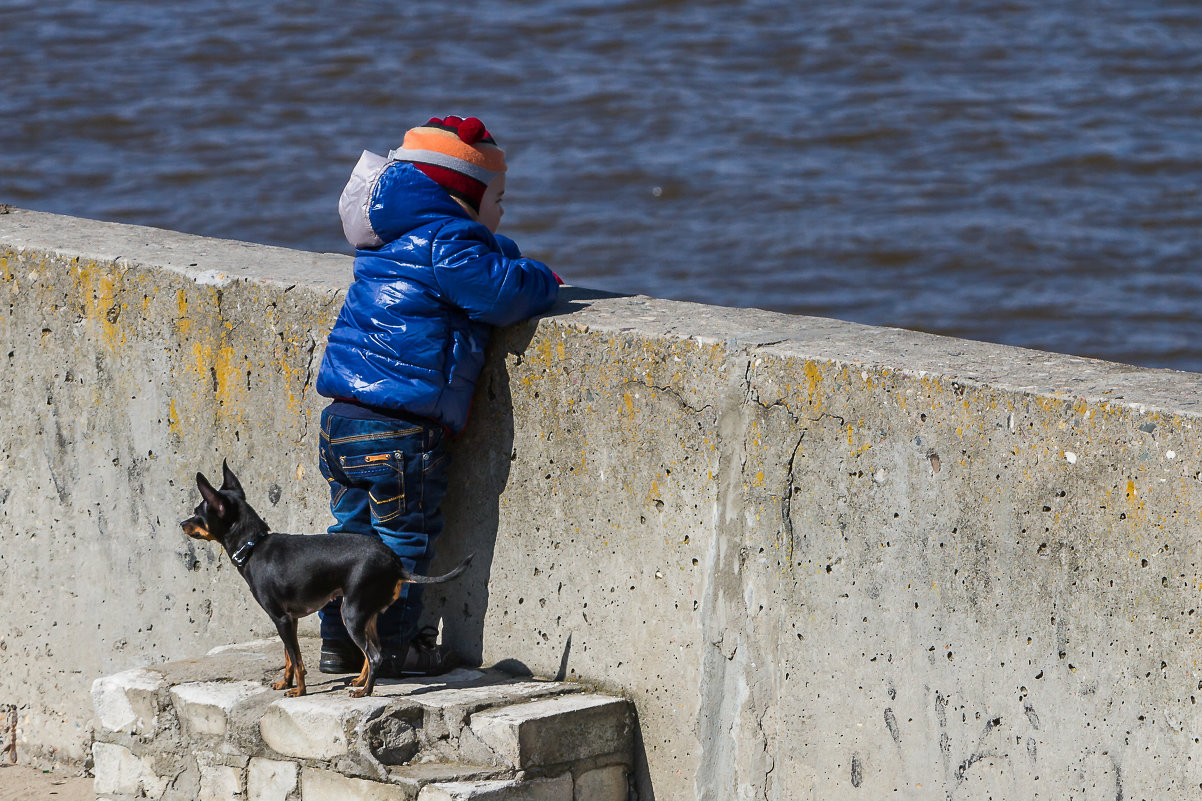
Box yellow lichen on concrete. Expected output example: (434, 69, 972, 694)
(803, 361, 824, 410)
(72, 259, 124, 351)
(214, 344, 240, 409)
(176, 290, 191, 337)
(272, 338, 308, 414)
(534, 335, 566, 366)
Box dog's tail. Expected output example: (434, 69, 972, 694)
(405, 552, 475, 585)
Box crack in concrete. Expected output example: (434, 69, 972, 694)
(321, 290, 344, 315)
(782, 431, 806, 567)
(757, 705, 776, 797)
(621, 379, 717, 420)
(300, 333, 318, 402)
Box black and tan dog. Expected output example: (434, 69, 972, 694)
(180, 461, 472, 697)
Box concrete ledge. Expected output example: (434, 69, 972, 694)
(4, 209, 1202, 798)
(90, 638, 631, 801)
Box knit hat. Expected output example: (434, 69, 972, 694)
(388, 116, 506, 211)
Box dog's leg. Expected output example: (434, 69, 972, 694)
(358, 615, 382, 697)
(273, 617, 306, 697)
(352, 652, 371, 689)
(344, 608, 382, 697)
(349, 611, 373, 689)
(273, 646, 294, 691)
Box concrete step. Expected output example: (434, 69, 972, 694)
(90, 638, 632, 801)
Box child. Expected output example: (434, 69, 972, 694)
(314, 115, 560, 676)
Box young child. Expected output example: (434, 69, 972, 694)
(314, 115, 560, 676)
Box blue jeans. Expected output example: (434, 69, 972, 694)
(317, 406, 450, 646)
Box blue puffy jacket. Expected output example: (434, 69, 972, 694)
(316, 161, 559, 432)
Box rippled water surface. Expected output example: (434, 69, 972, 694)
(3, 1, 1200, 369)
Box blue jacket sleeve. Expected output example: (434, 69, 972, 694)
(494, 234, 522, 259)
(431, 221, 559, 327)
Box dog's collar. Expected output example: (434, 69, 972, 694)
(230, 531, 268, 567)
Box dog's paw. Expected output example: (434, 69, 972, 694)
(284, 687, 306, 698)
(348, 687, 368, 698)
(272, 678, 291, 691)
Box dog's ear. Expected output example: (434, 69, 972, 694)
(220, 459, 244, 497)
(196, 472, 226, 518)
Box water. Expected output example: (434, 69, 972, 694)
(3, 1, 1201, 370)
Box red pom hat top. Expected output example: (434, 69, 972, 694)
(389, 115, 506, 212)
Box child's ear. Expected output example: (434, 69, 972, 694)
(220, 459, 244, 497)
(197, 472, 226, 518)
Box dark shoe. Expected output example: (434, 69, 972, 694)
(378, 626, 461, 678)
(319, 639, 364, 674)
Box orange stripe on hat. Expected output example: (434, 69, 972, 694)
(390, 116, 508, 210)
(401, 128, 507, 174)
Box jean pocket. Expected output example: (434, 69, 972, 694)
(423, 449, 449, 476)
(319, 448, 348, 508)
(340, 451, 405, 524)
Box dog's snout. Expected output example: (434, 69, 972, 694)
(180, 517, 212, 540)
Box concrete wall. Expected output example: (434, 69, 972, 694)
(1, 208, 1200, 799)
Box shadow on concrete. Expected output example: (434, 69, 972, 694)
(428, 285, 627, 664)
(630, 707, 656, 800)
(548, 284, 632, 314)
(430, 318, 534, 669)
(487, 633, 572, 681)
(427, 287, 656, 799)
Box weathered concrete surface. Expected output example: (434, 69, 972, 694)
(90, 637, 631, 801)
(0, 209, 345, 770)
(2, 208, 1202, 798)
